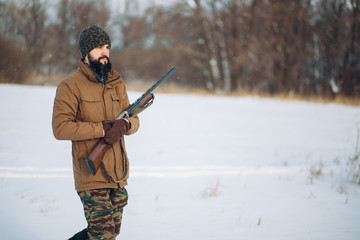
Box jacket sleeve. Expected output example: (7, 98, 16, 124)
(52, 81, 104, 141)
(127, 115, 139, 135)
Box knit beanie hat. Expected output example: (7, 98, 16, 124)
(78, 25, 111, 59)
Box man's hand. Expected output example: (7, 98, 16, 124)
(102, 119, 130, 145)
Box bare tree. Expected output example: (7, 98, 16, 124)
(342, 0, 360, 96)
(0, 0, 359, 98)
(21, 0, 47, 73)
(47, 0, 111, 72)
(192, 0, 220, 91)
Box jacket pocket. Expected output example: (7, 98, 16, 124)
(110, 92, 122, 119)
(79, 95, 104, 122)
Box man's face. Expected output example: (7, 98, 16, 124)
(86, 44, 110, 64)
(86, 44, 112, 77)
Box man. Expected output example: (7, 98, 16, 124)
(52, 25, 140, 240)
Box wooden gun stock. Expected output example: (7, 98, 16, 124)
(85, 139, 109, 175)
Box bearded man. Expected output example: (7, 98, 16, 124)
(52, 25, 140, 240)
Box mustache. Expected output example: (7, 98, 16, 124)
(98, 56, 109, 62)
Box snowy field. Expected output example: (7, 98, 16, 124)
(0, 83, 359, 240)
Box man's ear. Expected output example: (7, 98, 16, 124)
(84, 54, 89, 64)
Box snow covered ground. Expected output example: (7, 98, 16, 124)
(0, 84, 359, 240)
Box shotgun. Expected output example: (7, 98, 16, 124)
(85, 66, 176, 175)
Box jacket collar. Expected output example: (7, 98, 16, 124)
(78, 60, 121, 84)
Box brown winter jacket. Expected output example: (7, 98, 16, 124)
(52, 60, 139, 192)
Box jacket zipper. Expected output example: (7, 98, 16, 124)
(102, 81, 106, 118)
(102, 78, 120, 184)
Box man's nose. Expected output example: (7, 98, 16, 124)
(101, 50, 109, 57)
(101, 47, 109, 57)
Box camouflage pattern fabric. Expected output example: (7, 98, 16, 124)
(78, 187, 128, 240)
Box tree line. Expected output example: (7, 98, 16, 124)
(0, 0, 359, 98)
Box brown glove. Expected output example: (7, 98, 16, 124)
(102, 119, 130, 145)
(102, 120, 113, 132)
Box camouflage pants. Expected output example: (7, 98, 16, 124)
(78, 187, 128, 240)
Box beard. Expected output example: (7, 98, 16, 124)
(88, 55, 112, 78)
